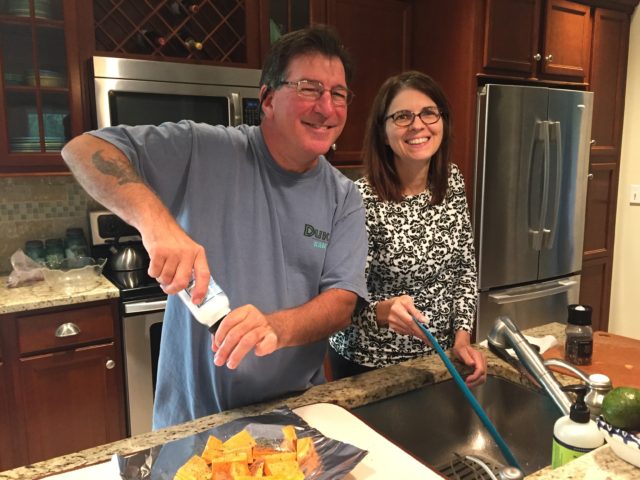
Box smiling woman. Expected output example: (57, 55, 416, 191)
(329, 71, 486, 385)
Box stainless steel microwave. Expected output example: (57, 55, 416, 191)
(92, 56, 262, 129)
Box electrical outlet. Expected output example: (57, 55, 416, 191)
(631, 184, 640, 205)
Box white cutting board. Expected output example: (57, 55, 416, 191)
(41, 458, 119, 479)
(293, 402, 441, 479)
(44, 403, 441, 479)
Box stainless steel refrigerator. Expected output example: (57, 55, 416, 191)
(473, 84, 593, 342)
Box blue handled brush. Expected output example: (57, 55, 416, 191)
(412, 316, 522, 471)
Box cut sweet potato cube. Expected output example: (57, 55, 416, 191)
(281, 425, 297, 451)
(174, 455, 211, 480)
(201, 435, 225, 463)
(223, 430, 256, 450)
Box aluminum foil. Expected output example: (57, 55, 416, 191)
(115, 407, 368, 479)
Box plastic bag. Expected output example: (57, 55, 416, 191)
(6, 249, 45, 288)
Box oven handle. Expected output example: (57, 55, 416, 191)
(124, 299, 167, 315)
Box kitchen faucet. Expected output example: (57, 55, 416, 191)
(487, 316, 611, 418)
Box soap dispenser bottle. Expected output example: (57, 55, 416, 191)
(551, 384, 604, 468)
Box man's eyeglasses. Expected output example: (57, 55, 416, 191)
(279, 79, 354, 106)
(384, 107, 443, 127)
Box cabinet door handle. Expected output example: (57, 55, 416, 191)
(533, 53, 542, 61)
(106, 359, 116, 369)
(590, 139, 597, 145)
(545, 54, 553, 62)
(55, 322, 81, 337)
(588, 173, 594, 180)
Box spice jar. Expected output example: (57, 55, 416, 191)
(564, 304, 593, 366)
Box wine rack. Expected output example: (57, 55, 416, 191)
(93, 0, 249, 63)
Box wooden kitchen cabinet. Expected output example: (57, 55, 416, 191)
(311, 0, 413, 167)
(0, 354, 23, 471)
(0, 0, 85, 173)
(0, 299, 126, 469)
(482, 0, 591, 83)
(0, 361, 9, 470)
(579, 7, 631, 331)
(18, 342, 124, 463)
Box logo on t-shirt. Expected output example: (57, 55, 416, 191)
(304, 223, 330, 249)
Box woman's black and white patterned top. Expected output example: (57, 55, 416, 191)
(329, 163, 477, 367)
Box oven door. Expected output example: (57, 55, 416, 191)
(122, 298, 166, 436)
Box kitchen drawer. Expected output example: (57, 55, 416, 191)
(16, 304, 115, 355)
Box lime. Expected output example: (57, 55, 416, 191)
(601, 386, 640, 430)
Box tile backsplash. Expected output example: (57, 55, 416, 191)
(0, 176, 101, 274)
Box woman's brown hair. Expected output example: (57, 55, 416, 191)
(362, 71, 452, 204)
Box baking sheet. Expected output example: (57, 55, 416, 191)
(115, 407, 367, 479)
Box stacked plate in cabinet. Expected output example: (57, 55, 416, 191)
(25, 70, 66, 87)
(10, 136, 65, 152)
(4, 70, 66, 87)
(5, 0, 52, 19)
(3, 72, 25, 85)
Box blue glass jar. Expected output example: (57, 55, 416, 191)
(64, 227, 89, 259)
(44, 238, 65, 268)
(24, 239, 45, 264)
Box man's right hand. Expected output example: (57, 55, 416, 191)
(141, 216, 210, 305)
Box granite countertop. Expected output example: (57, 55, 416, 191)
(0, 275, 119, 315)
(0, 321, 636, 479)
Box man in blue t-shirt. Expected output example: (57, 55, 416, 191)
(62, 26, 367, 429)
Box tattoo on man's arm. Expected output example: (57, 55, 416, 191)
(91, 150, 143, 185)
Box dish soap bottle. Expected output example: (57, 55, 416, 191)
(178, 276, 231, 334)
(551, 384, 604, 468)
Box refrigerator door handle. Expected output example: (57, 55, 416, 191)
(528, 121, 550, 251)
(543, 121, 563, 249)
(488, 279, 578, 304)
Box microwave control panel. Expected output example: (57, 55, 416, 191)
(243, 98, 261, 126)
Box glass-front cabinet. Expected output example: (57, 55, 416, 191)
(268, 0, 310, 43)
(0, 0, 81, 173)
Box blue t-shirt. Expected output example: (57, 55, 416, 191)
(90, 121, 367, 428)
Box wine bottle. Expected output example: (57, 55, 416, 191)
(136, 29, 167, 51)
(183, 37, 203, 52)
(183, 0, 200, 14)
(168, 0, 199, 16)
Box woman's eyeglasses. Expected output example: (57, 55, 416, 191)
(278, 79, 354, 106)
(385, 107, 443, 127)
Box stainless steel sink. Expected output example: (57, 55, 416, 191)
(351, 375, 562, 477)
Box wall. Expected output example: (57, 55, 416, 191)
(609, 7, 640, 340)
(0, 176, 100, 274)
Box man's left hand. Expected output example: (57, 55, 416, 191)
(211, 304, 279, 369)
